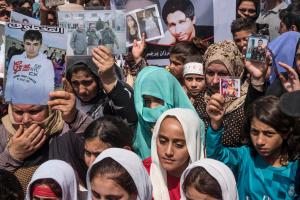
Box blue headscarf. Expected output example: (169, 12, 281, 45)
(133, 66, 196, 159)
(268, 31, 300, 82)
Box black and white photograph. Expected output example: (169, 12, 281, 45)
(4, 23, 67, 105)
(126, 4, 164, 47)
(58, 10, 126, 56)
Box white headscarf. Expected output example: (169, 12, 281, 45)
(25, 160, 78, 200)
(180, 158, 239, 200)
(150, 108, 206, 200)
(86, 148, 153, 200)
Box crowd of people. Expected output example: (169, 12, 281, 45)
(0, 0, 300, 199)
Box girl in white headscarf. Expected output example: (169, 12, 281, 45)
(25, 160, 78, 200)
(143, 108, 205, 200)
(86, 148, 152, 200)
(180, 158, 238, 200)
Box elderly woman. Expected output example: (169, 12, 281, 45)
(194, 40, 250, 147)
(0, 89, 92, 192)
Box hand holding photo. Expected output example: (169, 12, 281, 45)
(219, 77, 241, 98)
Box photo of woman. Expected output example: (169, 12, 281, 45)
(126, 14, 140, 44)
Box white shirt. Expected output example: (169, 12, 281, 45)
(5, 52, 55, 105)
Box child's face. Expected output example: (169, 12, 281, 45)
(183, 74, 205, 97)
(250, 117, 285, 164)
(84, 138, 111, 167)
(156, 117, 189, 177)
(91, 175, 136, 200)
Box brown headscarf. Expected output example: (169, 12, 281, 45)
(1, 104, 64, 136)
(203, 40, 249, 114)
(1, 104, 65, 193)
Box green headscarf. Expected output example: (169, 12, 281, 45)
(134, 66, 195, 159)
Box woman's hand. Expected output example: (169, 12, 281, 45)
(277, 62, 300, 92)
(92, 45, 117, 93)
(206, 93, 225, 130)
(132, 33, 146, 63)
(48, 90, 77, 123)
(8, 124, 46, 161)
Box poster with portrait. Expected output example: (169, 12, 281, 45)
(10, 11, 41, 26)
(246, 34, 269, 63)
(0, 22, 5, 78)
(57, 10, 126, 56)
(126, 4, 164, 47)
(123, 0, 235, 65)
(4, 23, 67, 105)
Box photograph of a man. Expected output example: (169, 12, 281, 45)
(250, 39, 266, 62)
(70, 22, 87, 55)
(99, 21, 119, 51)
(5, 30, 55, 105)
(159, 0, 196, 44)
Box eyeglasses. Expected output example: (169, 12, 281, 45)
(238, 8, 256, 14)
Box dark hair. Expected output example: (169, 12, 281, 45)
(162, 0, 194, 25)
(236, 0, 260, 21)
(30, 178, 62, 199)
(23, 30, 42, 43)
(280, 2, 300, 32)
(89, 157, 138, 195)
(66, 62, 98, 83)
(183, 55, 203, 65)
(169, 41, 201, 63)
(14, 6, 32, 17)
(0, 169, 23, 200)
(18, 0, 33, 7)
(247, 96, 299, 164)
(83, 116, 134, 149)
(183, 166, 222, 199)
(231, 17, 257, 35)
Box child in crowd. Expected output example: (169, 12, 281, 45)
(180, 158, 238, 200)
(206, 94, 299, 199)
(26, 160, 78, 200)
(182, 56, 205, 104)
(143, 108, 205, 200)
(86, 148, 152, 200)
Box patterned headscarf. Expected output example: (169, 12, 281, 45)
(203, 40, 249, 114)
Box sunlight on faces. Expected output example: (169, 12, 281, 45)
(12, 104, 49, 128)
(167, 10, 196, 42)
(156, 117, 189, 177)
(84, 138, 111, 167)
(91, 175, 136, 200)
(71, 70, 98, 102)
(233, 30, 252, 52)
(237, 1, 256, 18)
(184, 74, 205, 97)
(250, 117, 285, 164)
(186, 186, 219, 200)
(24, 40, 41, 59)
(205, 62, 230, 94)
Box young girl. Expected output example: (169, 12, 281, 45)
(26, 160, 78, 200)
(134, 66, 195, 159)
(86, 148, 152, 200)
(206, 94, 299, 199)
(83, 116, 134, 167)
(143, 108, 205, 200)
(180, 158, 238, 200)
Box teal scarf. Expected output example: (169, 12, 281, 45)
(133, 66, 195, 159)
